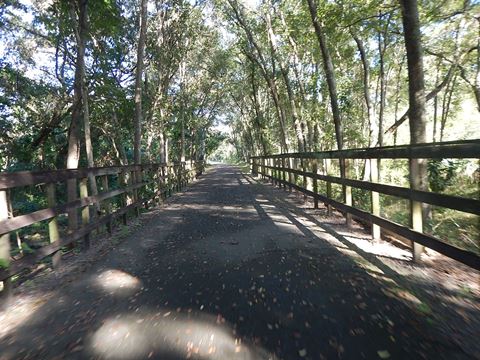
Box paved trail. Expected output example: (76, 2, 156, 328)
(0, 166, 472, 359)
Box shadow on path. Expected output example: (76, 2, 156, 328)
(0, 165, 474, 360)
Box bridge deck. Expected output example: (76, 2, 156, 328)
(0, 165, 478, 359)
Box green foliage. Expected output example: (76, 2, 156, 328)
(205, 130, 227, 157)
(428, 159, 459, 193)
(0, 258, 9, 269)
(21, 242, 34, 254)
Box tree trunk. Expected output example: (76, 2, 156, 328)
(377, 12, 391, 147)
(71, 1, 96, 195)
(179, 60, 187, 163)
(266, 12, 304, 152)
(243, 50, 288, 152)
(180, 117, 185, 162)
(472, 18, 479, 111)
(377, 34, 386, 147)
(440, 73, 457, 141)
(82, 83, 99, 213)
(352, 34, 373, 146)
(134, 0, 148, 166)
(66, 0, 88, 235)
(400, 0, 428, 261)
(279, 10, 310, 150)
(308, 0, 351, 225)
(393, 56, 406, 145)
(228, 0, 288, 151)
(250, 65, 268, 155)
(0, 190, 11, 299)
(307, 0, 343, 151)
(432, 61, 440, 142)
(159, 131, 166, 163)
(111, 112, 128, 166)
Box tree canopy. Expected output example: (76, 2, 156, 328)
(0, 0, 479, 170)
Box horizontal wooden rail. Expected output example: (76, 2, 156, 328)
(251, 140, 480, 270)
(0, 163, 184, 190)
(0, 199, 144, 280)
(0, 160, 205, 283)
(262, 165, 480, 215)
(261, 172, 479, 270)
(251, 139, 480, 160)
(0, 181, 149, 235)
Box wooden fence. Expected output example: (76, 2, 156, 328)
(250, 139, 480, 270)
(0, 160, 204, 292)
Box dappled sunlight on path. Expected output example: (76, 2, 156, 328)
(0, 165, 478, 359)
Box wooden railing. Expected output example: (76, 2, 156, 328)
(250, 140, 480, 270)
(0, 160, 205, 287)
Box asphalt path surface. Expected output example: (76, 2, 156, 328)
(0, 165, 471, 359)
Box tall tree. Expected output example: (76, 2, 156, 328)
(227, 0, 289, 152)
(400, 0, 428, 260)
(306, 0, 343, 151)
(134, 0, 148, 166)
(66, 0, 88, 233)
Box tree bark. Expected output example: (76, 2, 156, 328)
(250, 64, 268, 155)
(228, 0, 289, 152)
(279, 10, 310, 150)
(66, 0, 88, 234)
(265, 12, 304, 152)
(376, 12, 392, 147)
(440, 72, 457, 141)
(111, 112, 128, 166)
(400, 0, 428, 260)
(134, 0, 148, 166)
(352, 34, 373, 146)
(308, 0, 351, 225)
(179, 60, 187, 162)
(307, 0, 343, 151)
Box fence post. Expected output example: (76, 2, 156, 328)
(409, 157, 425, 261)
(154, 166, 160, 203)
(262, 157, 265, 179)
(313, 159, 319, 209)
(269, 158, 273, 183)
(183, 163, 186, 187)
(134, 169, 141, 217)
(287, 157, 293, 192)
(370, 158, 381, 239)
(0, 190, 11, 300)
(282, 156, 286, 189)
(277, 158, 281, 186)
(46, 183, 61, 267)
(275, 157, 283, 188)
(344, 159, 353, 228)
(102, 175, 113, 234)
(181, 163, 185, 189)
(302, 157, 307, 200)
(325, 158, 333, 216)
(66, 176, 78, 250)
(145, 167, 152, 208)
(161, 166, 166, 200)
(272, 158, 276, 185)
(79, 177, 90, 249)
(293, 157, 298, 187)
(169, 165, 174, 196)
(121, 170, 128, 225)
(177, 164, 181, 192)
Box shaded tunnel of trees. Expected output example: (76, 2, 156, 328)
(0, 0, 479, 292)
